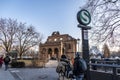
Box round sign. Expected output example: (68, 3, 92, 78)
(77, 9, 91, 25)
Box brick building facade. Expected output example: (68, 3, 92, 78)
(39, 31, 77, 60)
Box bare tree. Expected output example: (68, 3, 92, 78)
(16, 24, 43, 58)
(83, 0, 120, 47)
(0, 18, 43, 58)
(0, 18, 18, 53)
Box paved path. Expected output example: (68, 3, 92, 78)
(10, 68, 59, 80)
(0, 60, 71, 80)
(45, 60, 71, 80)
(45, 60, 58, 68)
(0, 64, 15, 80)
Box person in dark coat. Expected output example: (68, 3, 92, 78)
(4, 55, 11, 71)
(73, 52, 86, 80)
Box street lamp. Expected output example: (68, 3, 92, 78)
(77, 38, 80, 52)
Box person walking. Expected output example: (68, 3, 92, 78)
(60, 55, 72, 77)
(56, 54, 72, 79)
(0, 55, 3, 68)
(4, 55, 11, 71)
(73, 52, 87, 80)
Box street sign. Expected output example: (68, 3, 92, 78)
(77, 9, 91, 80)
(77, 9, 91, 25)
(83, 30, 88, 40)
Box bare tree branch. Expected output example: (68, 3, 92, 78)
(83, 0, 120, 48)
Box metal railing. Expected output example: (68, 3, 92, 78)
(89, 63, 120, 80)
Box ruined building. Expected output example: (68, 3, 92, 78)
(39, 31, 77, 61)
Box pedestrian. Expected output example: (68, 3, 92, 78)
(73, 52, 87, 80)
(0, 55, 3, 68)
(4, 55, 11, 71)
(56, 54, 72, 78)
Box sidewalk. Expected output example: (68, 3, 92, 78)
(45, 60, 58, 68)
(0, 65, 15, 80)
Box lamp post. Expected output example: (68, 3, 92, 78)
(77, 38, 80, 52)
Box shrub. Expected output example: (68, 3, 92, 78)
(11, 61, 25, 68)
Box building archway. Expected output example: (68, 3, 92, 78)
(48, 48, 52, 59)
(54, 48, 59, 58)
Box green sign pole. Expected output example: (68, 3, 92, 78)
(77, 9, 91, 80)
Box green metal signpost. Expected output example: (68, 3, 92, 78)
(77, 9, 91, 80)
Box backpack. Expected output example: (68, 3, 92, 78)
(79, 59, 87, 72)
(73, 58, 87, 75)
(56, 61, 66, 73)
(4, 57, 10, 62)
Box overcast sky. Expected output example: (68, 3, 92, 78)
(0, 0, 86, 42)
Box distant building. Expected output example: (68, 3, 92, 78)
(39, 31, 77, 60)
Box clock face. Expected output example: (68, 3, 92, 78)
(77, 9, 91, 25)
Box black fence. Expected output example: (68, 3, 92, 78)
(89, 59, 120, 80)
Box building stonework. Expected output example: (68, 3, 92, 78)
(39, 31, 77, 60)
